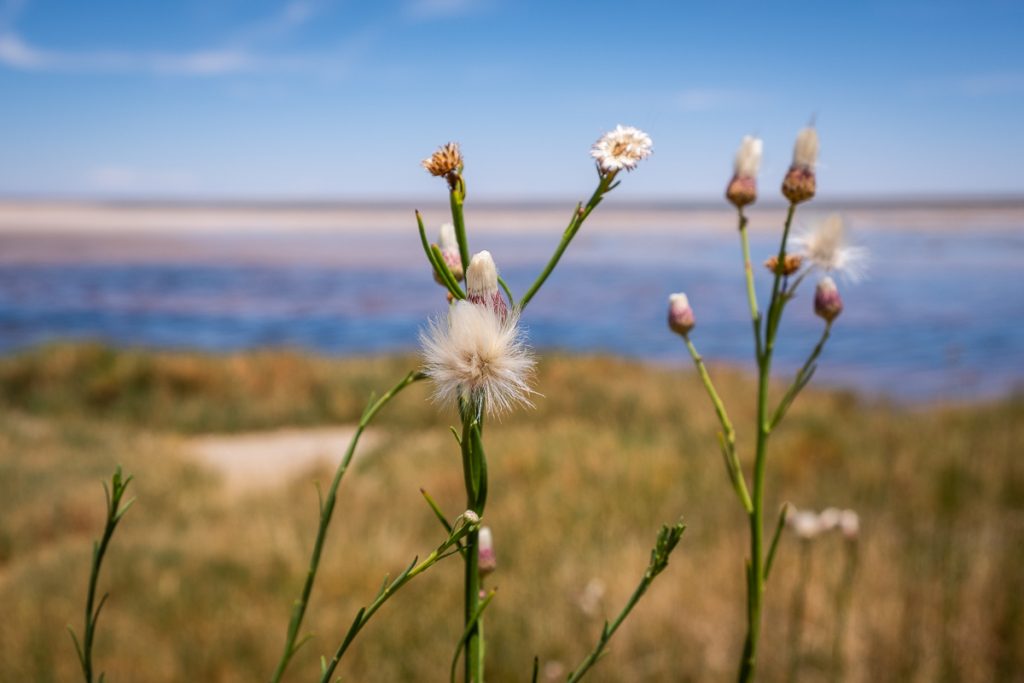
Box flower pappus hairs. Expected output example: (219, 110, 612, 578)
(726, 135, 763, 208)
(782, 127, 818, 204)
(793, 213, 867, 282)
(419, 300, 535, 416)
(591, 124, 653, 174)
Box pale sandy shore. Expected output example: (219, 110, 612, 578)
(187, 426, 373, 494)
(0, 200, 1022, 236)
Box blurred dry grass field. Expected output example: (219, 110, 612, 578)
(0, 344, 1021, 682)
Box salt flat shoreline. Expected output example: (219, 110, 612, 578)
(0, 200, 1022, 235)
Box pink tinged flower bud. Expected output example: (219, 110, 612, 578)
(667, 293, 695, 336)
(433, 222, 464, 284)
(789, 510, 822, 540)
(477, 526, 497, 577)
(839, 509, 859, 539)
(466, 250, 508, 320)
(726, 136, 762, 208)
(782, 127, 818, 204)
(814, 276, 843, 322)
(463, 510, 480, 525)
(818, 507, 842, 531)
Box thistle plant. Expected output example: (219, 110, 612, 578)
(671, 127, 863, 682)
(418, 128, 679, 682)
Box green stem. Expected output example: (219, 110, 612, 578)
(518, 172, 616, 311)
(319, 517, 478, 683)
(459, 405, 488, 682)
(565, 522, 686, 683)
(683, 336, 752, 513)
(738, 209, 763, 361)
(769, 322, 833, 430)
(69, 467, 134, 683)
(449, 176, 470, 274)
(738, 202, 797, 683)
(270, 371, 425, 683)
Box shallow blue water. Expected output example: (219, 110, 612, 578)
(0, 224, 1021, 401)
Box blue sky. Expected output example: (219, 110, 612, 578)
(1, 0, 1022, 200)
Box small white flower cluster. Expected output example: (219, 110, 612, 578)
(786, 505, 859, 540)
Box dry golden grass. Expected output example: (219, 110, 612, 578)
(0, 344, 1021, 682)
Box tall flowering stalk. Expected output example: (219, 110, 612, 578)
(419, 128, 665, 682)
(671, 128, 861, 682)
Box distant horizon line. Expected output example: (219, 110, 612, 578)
(2, 192, 1024, 211)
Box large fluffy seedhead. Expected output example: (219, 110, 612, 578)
(420, 300, 535, 416)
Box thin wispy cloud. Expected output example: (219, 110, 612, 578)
(0, 0, 357, 77)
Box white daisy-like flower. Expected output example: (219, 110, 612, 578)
(590, 124, 652, 174)
(420, 300, 535, 416)
(792, 214, 867, 282)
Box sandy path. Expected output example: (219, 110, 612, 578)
(188, 427, 374, 493)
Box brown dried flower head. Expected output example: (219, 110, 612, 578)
(422, 142, 463, 178)
(764, 254, 804, 276)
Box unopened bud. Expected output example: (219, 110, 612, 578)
(726, 136, 762, 208)
(814, 276, 843, 322)
(839, 509, 859, 539)
(818, 507, 842, 530)
(764, 254, 804, 276)
(781, 127, 818, 204)
(433, 222, 464, 284)
(466, 250, 509, 320)
(788, 510, 822, 540)
(462, 510, 480, 525)
(667, 293, 695, 336)
(478, 526, 496, 576)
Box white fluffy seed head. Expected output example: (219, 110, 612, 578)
(792, 127, 819, 170)
(591, 124, 653, 174)
(793, 214, 867, 282)
(734, 135, 763, 178)
(419, 300, 535, 416)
